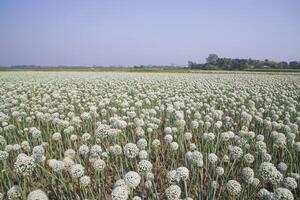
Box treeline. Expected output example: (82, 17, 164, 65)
(188, 54, 300, 70)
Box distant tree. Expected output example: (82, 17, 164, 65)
(278, 62, 288, 69)
(188, 61, 195, 69)
(206, 54, 219, 65)
(289, 61, 298, 69)
(188, 54, 298, 70)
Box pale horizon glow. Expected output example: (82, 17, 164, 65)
(0, 0, 299, 66)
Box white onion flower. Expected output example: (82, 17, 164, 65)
(176, 166, 189, 180)
(111, 186, 129, 200)
(258, 162, 283, 185)
(226, 180, 241, 196)
(80, 176, 91, 187)
(123, 143, 139, 158)
(70, 164, 85, 178)
(14, 153, 36, 176)
(7, 185, 22, 200)
(124, 171, 141, 189)
(165, 185, 181, 200)
(138, 160, 152, 173)
(273, 188, 294, 200)
(27, 189, 48, 200)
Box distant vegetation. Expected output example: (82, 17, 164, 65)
(1, 54, 300, 72)
(188, 54, 300, 70)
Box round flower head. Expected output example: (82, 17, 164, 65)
(289, 173, 300, 180)
(191, 120, 199, 129)
(226, 180, 241, 196)
(138, 150, 148, 160)
(93, 159, 106, 171)
(273, 188, 294, 200)
(114, 179, 127, 188)
(21, 141, 31, 152)
(222, 155, 230, 163)
(138, 160, 152, 173)
(172, 127, 178, 134)
(7, 185, 22, 200)
(208, 153, 218, 164)
(242, 167, 254, 183)
(251, 178, 260, 187)
(5, 144, 14, 153)
(192, 151, 203, 167)
(170, 142, 179, 152)
(145, 180, 153, 189)
(101, 151, 108, 158)
(164, 134, 173, 144)
(0, 150, 9, 160)
(257, 188, 271, 200)
(152, 139, 161, 149)
(47, 159, 65, 172)
(52, 132, 62, 141)
(70, 164, 85, 178)
(294, 142, 300, 152)
(109, 144, 123, 156)
(64, 149, 76, 159)
(14, 153, 36, 176)
(27, 189, 48, 200)
(255, 141, 267, 153)
(203, 132, 215, 142)
(211, 180, 219, 189)
(185, 151, 193, 161)
(123, 143, 139, 158)
(273, 133, 287, 148)
(124, 171, 141, 189)
(256, 134, 264, 141)
(70, 134, 78, 141)
(145, 172, 154, 181)
(176, 166, 189, 180)
(184, 132, 192, 141)
(278, 162, 288, 172)
(63, 157, 74, 171)
(168, 170, 180, 183)
(283, 177, 297, 190)
(189, 143, 197, 151)
(32, 145, 45, 162)
(165, 185, 181, 200)
(133, 196, 142, 200)
(79, 144, 90, 156)
(135, 127, 145, 137)
(220, 131, 235, 142)
(164, 127, 172, 134)
(229, 146, 243, 160)
(261, 152, 272, 162)
(13, 144, 21, 151)
(258, 162, 283, 185)
(80, 176, 91, 187)
(137, 138, 148, 150)
(30, 127, 42, 139)
(216, 166, 224, 176)
(90, 145, 102, 157)
(243, 153, 255, 164)
(0, 135, 7, 146)
(41, 142, 48, 148)
(111, 186, 129, 200)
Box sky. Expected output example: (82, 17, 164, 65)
(0, 0, 299, 66)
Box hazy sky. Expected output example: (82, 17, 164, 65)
(0, 0, 299, 66)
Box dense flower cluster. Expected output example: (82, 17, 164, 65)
(0, 72, 299, 199)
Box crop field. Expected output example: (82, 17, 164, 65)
(0, 71, 300, 200)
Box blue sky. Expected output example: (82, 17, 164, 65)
(0, 0, 299, 66)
